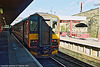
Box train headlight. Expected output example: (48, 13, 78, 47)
(52, 40, 54, 42)
(52, 39, 57, 42)
(30, 40, 38, 46)
(32, 40, 38, 43)
(52, 39, 58, 45)
(35, 40, 38, 42)
(33, 41, 35, 42)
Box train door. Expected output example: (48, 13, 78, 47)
(23, 22, 24, 43)
(24, 21, 29, 45)
(0, 24, 2, 32)
(40, 18, 52, 46)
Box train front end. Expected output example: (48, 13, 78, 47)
(28, 13, 60, 57)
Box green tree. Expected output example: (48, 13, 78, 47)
(61, 25, 66, 31)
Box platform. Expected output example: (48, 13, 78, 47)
(60, 36, 100, 48)
(60, 36, 100, 66)
(0, 31, 42, 67)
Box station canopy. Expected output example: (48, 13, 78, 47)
(58, 16, 86, 23)
(0, 0, 33, 25)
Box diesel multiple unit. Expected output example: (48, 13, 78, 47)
(13, 12, 60, 57)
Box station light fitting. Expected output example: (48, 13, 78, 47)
(0, 8, 3, 14)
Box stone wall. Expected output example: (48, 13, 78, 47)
(73, 8, 99, 38)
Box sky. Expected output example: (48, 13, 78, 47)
(11, 0, 100, 25)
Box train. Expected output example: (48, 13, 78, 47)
(12, 12, 60, 57)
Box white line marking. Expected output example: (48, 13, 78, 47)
(51, 57, 66, 67)
(12, 34, 43, 67)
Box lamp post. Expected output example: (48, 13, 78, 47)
(95, 4, 100, 42)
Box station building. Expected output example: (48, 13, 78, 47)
(59, 16, 87, 37)
(60, 8, 99, 38)
(73, 8, 99, 38)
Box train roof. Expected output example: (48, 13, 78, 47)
(20, 17, 28, 22)
(14, 12, 58, 25)
(33, 12, 52, 16)
(14, 17, 28, 25)
(32, 12, 57, 20)
(29, 12, 57, 19)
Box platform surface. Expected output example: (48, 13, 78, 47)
(60, 36, 100, 48)
(0, 31, 42, 67)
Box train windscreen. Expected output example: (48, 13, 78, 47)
(52, 17, 59, 34)
(30, 16, 38, 33)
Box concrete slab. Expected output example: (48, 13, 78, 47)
(60, 36, 100, 48)
(0, 32, 9, 65)
(0, 31, 42, 67)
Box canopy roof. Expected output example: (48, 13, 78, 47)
(58, 15, 86, 21)
(0, 0, 33, 25)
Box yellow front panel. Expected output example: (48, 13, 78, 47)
(42, 54, 49, 56)
(30, 51, 38, 55)
(52, 34, 59, 39)
(52, 50, 58, 54)
(52, 34, 60, 45)
(29, 34, 38, 40)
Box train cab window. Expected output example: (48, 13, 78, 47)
(30, 16, 38, 33)
(52, 18, 59, 34)
(52, 21, 57, 28)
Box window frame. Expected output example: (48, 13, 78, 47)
(29, 15, 39, 34)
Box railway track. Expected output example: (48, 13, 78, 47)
(52, 51, 94, 67)
(37, 51, 93, 67)
(37, 57, 66, 67)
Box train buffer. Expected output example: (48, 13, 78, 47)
(0, 31, 42, 67)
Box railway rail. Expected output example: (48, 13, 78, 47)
(52, 51, 94, 67)
(37, 51, 93, 67)
(37, 57, 66, 67)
